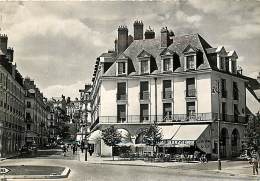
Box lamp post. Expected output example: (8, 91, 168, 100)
(212, 80, 221, 170)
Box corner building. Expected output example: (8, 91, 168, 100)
(89, 21, 247, 159)
(0, 34, 25, 157)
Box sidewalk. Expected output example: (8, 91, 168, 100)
(77, 151, 260, 178)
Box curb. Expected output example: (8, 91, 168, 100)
(0, 167, 70, 179)
(83, 161, 259, 179)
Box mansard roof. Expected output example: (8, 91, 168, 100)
(103, 33, 214, 77)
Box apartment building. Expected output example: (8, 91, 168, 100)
(89, 21, 247, 158)
(0, 34, 25, 157)
(24, 78, 48, 147)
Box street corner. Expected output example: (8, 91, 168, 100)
(0, 165, 70, 179)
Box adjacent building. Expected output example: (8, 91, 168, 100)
(0, 34, 26, 157)
(89, 21, 248, 159)
(24, 77, 48, 147)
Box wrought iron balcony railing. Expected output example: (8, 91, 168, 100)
(185, 89, 196, 97)
(116, 94, 127, 101)
(139, 91, 150, 101)
(162, 91, 172, 99)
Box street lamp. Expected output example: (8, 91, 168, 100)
(212, 80, 221, 170)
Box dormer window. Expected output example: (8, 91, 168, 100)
(118, 62, 126, 75)
(163, 58, 171, 72)
(183, 45, 198, 71)
(137, 50, 153, 75)
(116, 53, 128, 76)
(220, 57, 225, 70)
(186, 55, 195, 70)
(141, 60, 149, 74)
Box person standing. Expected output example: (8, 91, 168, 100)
(62, 145, 67, 157)
(80, 142, 85, 153)
(72, 144, 77, 155)
(251, 150, 260, 175)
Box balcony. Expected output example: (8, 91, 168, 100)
(185, 89, 196, 98)
(139, 91, 150, 101)
(116, 94, 127, 101)
(217, 113, 246, 123)
(162, 91, 173, 100)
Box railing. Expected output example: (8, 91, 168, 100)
(185, 89, 196, 97)
(93, 113, 247, 124)
(116, 94, 127, 101)
(162, 91, 172, 99)
(139, 91, 150, 100)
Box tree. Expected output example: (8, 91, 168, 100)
(102, 126, 122, 160)
(245, 113, 260, 151)
(143, 123, 162, 156)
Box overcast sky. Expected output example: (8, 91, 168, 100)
(0, 1, 259, 99)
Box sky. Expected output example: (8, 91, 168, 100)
(0, 0, 259, 99)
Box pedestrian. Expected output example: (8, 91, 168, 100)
(88, 147, 94, 156)
(73, 144, 77, 155)
(62, 145, 67, 157)
(80, 142, 85, 153)
(251, 150, 260, 175)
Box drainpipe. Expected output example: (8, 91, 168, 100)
(154, 77, 157, 123)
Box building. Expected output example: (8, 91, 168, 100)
(24, 77, 48, 147)
(0, 33, 26, 157)
(89, 21, 249, 159)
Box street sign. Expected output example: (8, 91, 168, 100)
(0, 167, 10, 174)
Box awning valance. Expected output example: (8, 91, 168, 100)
(159, 124, 209, 147)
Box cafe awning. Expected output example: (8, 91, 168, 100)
(170, 124, 209, 146)
(88, 130, 102, 143)
(158, 125, 181, 140)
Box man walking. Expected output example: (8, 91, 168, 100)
(251, 150, 260, 175)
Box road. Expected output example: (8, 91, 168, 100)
(0, 149, 257, 181)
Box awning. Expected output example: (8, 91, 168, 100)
(159, 125, 181, 140)
(170, 124, 209, 146)
(88, 130, 102, 143)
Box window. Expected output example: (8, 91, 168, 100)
(27, 101, 31, 108)
(220, 57, 225, 70)
(221, 79, 227, 98)
(162, 80, 172, 99)
(187, 102, 195, 116)
(186, 55, 195, 70)
(186, 78, 196, 97)
(231, 61, 237, 74)
(234, 104, 239, 123)
(163, 58, 171, 72)
(117, 82, 127, 100)
(140, 104, 149, 122)
(233, 82, 239, 100)
(118, 62, 126, 75)
(27, 124, 31, 130)
(140, 60, 149, 74)
(222, 102, 226, 121)
(140, 81, 149, 100)
(117, 105, 126, 123)
(163, 103, 172, 121)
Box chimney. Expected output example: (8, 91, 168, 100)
(7, 47, 14, 62)
(0, 34, 8, 55)
(128, 35, 133, 46)
(133, 20, 143, 40)
(114, 39, 118, 53)
(144, 27, 155, 39)
(117, 25, 128, 54)
(257, 72, 260, 83)
(161, 27, 171, 48)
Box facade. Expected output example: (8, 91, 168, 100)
(89, 21, 248, 159)
(24, 78, 48, 147)
(0, 34, 26, 157)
